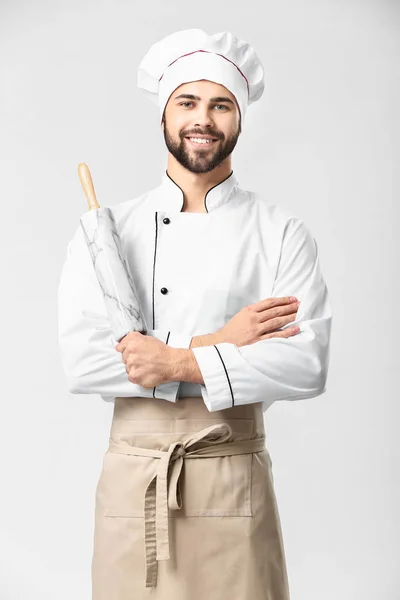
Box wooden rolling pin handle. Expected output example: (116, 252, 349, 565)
(78, 162, 100, 210)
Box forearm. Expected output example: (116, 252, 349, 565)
(189, 333, 221, 349)
(169, 332, 221, 384)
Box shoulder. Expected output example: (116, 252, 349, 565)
(242, 187, 312, 240)
(247, 188, 299, 221)
(105, 186, 156, 220)
(68, 184, 159, 249)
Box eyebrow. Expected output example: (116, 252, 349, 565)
(173, 93, 235, 105)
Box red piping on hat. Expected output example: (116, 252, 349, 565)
(158, 49, 250, 96)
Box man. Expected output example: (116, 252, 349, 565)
(58, 29, 332, 600)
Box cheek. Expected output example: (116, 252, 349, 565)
(216, 114, 237, 134)
(167, 118, 187, 140)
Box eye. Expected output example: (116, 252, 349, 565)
(178, 102, 229, 110)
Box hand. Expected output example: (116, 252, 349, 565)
(215, 296, 301, 347)
(115, 331, 174, 388)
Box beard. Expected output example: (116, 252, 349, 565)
(162, 117, 241, 174)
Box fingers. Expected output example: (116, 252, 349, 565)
(259, 325, 301, 341)
(259, 302, 299, 324)
(262, 315, 293, 333)
(253, 296, 298, 312)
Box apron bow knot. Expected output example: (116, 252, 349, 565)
(108, 421, 266, 587)
(173, 444, 186, 458)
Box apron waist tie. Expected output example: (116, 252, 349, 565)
(107, 422, 266, 588)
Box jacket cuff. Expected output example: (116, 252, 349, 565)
(166, 330, 193, 350)
(190, 343, 237, 411)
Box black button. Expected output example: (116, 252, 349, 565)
(160, 287, 168, 294)
(163, 217, 170, 224)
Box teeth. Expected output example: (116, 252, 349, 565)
(188, 138, 214, 144)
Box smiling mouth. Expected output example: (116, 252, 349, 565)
(185, 137, 219, 148)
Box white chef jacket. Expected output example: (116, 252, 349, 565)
(57, 170, 332, 413)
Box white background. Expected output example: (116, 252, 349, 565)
(0, 1, 398, 598)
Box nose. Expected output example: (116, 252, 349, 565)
(193, 106, 216, 129)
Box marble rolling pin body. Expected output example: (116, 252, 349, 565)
(78, 163, 148, 343)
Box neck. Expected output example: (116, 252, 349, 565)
(166, 156, 233, 213)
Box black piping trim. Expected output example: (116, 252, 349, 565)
(152, 211, 158, 398)
(166, 331, 171, 344)
(165, 171, 185, 211)
(165, 169, 234, 212)
(213, 345, 234, 407)
(204, 170, 234, 212)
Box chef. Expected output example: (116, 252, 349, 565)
(57, 28, 332, 600)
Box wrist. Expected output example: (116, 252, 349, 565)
(168, 348, 191, 382)
(167, 347, 204, 384)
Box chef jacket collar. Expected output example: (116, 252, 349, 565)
(156, 169, 239, 213)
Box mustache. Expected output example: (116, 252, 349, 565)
(182, 131, 222, 139)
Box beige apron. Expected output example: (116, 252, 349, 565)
(91, 395, 291, 599)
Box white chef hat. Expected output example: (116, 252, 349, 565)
(137, 28, 265, 126)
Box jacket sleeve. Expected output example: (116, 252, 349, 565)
(191, 217, 333, 412)
(57, 224, 192, 402)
